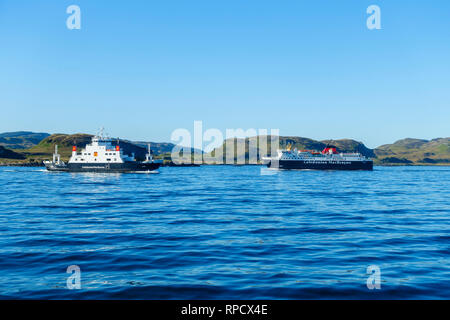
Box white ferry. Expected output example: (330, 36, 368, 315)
(44, 129, 162, 173)
(262, 145, 373, 170)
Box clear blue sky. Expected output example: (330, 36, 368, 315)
(0, 0, 449, 148)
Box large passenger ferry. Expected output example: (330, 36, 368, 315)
(262, 145, 373, 170)
(44, 129, 162, 173)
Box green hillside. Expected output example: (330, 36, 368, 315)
(1, 131, 449, 166)
(374, 138, 450, 164)
(19, 134, 93, 161)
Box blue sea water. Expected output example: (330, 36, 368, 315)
(0, 165, 449, 299)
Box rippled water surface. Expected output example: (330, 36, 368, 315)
(0, 165, 449, 299)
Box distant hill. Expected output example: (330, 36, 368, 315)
(374, 138, 450, 164)
(132, 141, 203, 156)
(0, 131, 50, 149)
(2, 130, 449, 166)
(132, 141, 176, 155)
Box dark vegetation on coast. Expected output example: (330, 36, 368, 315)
(0, 131, 449, 166)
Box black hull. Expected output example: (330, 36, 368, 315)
(46, 162, 161, 173)
(267, 160, 373, 171)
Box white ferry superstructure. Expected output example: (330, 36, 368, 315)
(44, 129, 162, 173)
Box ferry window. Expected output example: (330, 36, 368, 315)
(107, 159, 111, 161)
